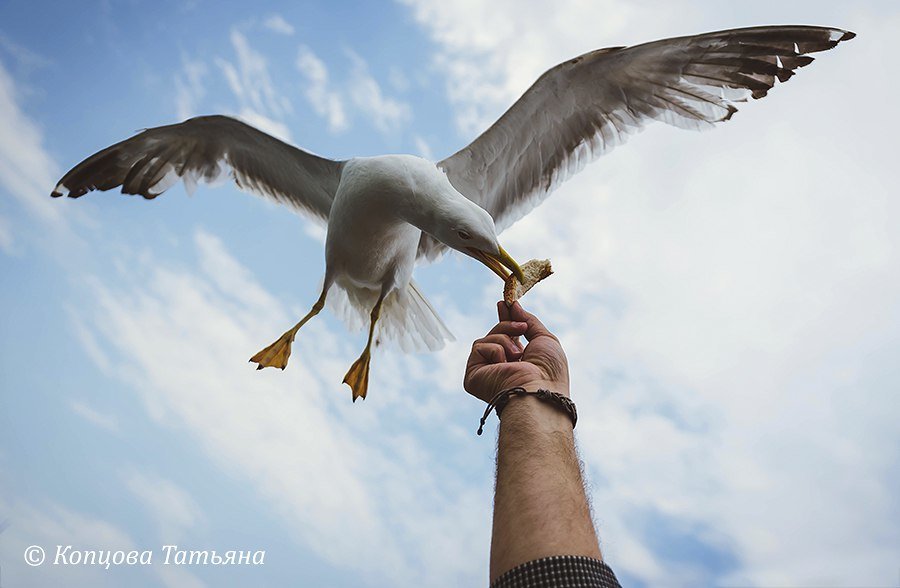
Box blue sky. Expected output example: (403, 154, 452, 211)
(1, 1, 898, 586)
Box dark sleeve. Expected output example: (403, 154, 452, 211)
(490, 555, 622, 588)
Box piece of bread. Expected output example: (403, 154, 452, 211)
(504, 259, 553, 305)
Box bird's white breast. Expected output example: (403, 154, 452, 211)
(325, 156, 425, 292)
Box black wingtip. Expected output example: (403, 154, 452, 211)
(722, 105, 738, 122)
(795, 55, 815, 69)
(840, 30, 856, 42)
(51, 182, 69, 198)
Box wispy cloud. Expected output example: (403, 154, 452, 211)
(413, 134, 434, 160)
(401, 1, 900, 585)
(0, 495, 138, 587)
(170, 27, 411, 142)
(0, 212, 14, 254)
(69, 400, 120, 433)
(233, 108, 293, 143)
(171, 31, 294, 141)
(0, 59, 63, 226)
(8, 4, 894, 587)
(212, 29, 293, 142)
(217, 30, 290, 118)
(262, 14, 295, 36)
(388, 66, 410, 93)
(399, 0, 676, 137)
(122, 469, 203, 542)
(0, 493, 205, 588)
(346, 50, 411, 134)
(174, 56, 207, 121)
(0, 32, 52, 71)
(79, 228, 491, 586)
(295, 45, 348, 133)
(294, 45, 412, 136)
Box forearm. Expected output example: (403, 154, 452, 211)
(489, 394, 602, 582)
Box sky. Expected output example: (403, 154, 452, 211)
(0, 1, 898, 587)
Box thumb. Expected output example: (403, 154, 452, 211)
(509, 302, 555, 341)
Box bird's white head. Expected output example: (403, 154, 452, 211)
(390, 156, 524, 282)
(429, 196, 524, 282)
(432, 196, 494, 252)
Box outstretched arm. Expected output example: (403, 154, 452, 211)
(465, 302, 602, 583)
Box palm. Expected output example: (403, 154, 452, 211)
(464, 302, 569, 402)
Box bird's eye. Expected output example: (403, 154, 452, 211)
(457, 230, 472, 240)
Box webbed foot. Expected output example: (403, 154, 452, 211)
(342, 353, 371, 401)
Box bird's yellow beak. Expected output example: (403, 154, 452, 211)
(467, 245, 525, 283)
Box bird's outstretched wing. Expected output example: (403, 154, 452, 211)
(52, 115, 345, 224)
(419, 25, 854, 261)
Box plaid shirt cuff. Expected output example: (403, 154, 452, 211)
(490, 555, 621, 588)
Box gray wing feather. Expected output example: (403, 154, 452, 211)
(420, 25, 853, 261)
(52, 115, 344, 224)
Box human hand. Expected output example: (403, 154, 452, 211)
(464, 301, 570, 403)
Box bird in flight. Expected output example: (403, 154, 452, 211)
(51, 25, 854, 401)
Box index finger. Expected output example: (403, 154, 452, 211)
(497, 300, 512, 322)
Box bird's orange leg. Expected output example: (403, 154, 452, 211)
(250, 286, 328, 370)
(343, 291, 385, 402)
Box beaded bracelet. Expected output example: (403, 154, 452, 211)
(477, 386, 577, 435)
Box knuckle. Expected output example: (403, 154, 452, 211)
(540, 331, 560, 344)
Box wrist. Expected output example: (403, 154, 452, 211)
(501, 393, 574, 432)
(475, 385, 575, 437)
(517, 380, 569, 398)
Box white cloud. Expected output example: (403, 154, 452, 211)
(174, 57, 207, 120)
(234, 108, 293, 143)
(80, 228, 492, 586)
(402, 1, 900, 585)
(346, 50, 412, 134)
(400, 0, 677, 137)
(174, 31, 411, 141)
(295, 46, 411, 135)
(295, 45, 348, 133)
(14, 4, 894, 586)
(212, 29, 293, 140)
(262, 14, 295, 36)
(0, 59, 64, 227)
(223, 29, 291, 117)
(0, 32, 52, 71)
(68, 306, 114, 374)
(0, 212, 14, 253)
(413, 134, 434, 160)
(69, 400, 120, 433)
(388, 65, 410, 92)
(0, 495, 138, 587)
(0, 493, 205, 588)
(171, 30, 297, 144)
(122, 469, 203, 542)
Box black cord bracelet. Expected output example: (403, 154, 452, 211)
(477, 386, 577, 435)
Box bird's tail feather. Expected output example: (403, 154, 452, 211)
(327, 280, 454, 353)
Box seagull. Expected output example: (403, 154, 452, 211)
(51, 25, 853, 401)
